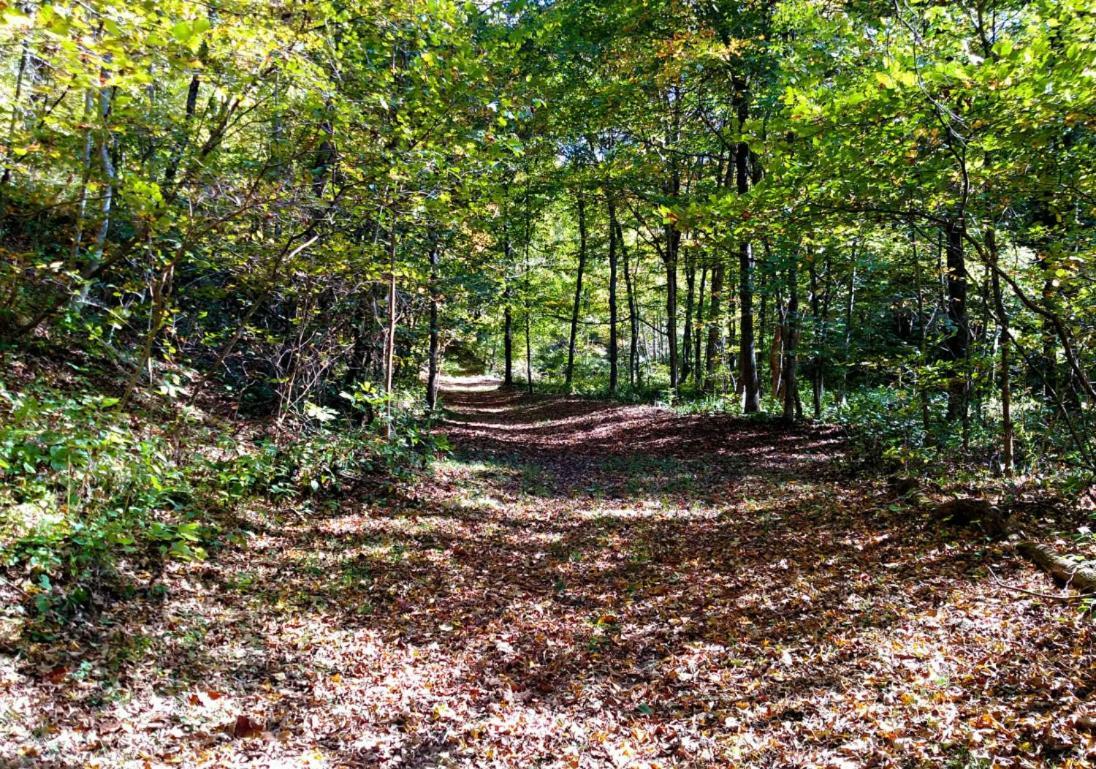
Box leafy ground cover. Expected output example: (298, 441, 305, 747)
(2, 377, 1094, 768)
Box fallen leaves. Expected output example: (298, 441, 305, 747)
(3, 383, 1095, 767)
(227, 715, 264, 739)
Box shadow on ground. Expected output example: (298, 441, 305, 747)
(5, 378, 1093, 768)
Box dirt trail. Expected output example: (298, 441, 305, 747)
(4, 379, 1094, 768)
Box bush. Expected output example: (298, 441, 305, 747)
(0, 376, 446, 621)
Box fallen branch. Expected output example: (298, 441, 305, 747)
(1016, 541, 1096, 596)
(988, 566, 1087, 602)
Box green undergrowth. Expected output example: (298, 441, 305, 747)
(0, 357, 447, 629)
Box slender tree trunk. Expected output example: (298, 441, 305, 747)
(734, 90, 760, 411)
(944, 218, 970, 422)
(122, 263, 173, 407)
(565, 193, 587, 390)
(524, 198, 534, 394)
(782, 257, 799, 422)
(608, 199, 619, 395)
(502, 215, 514, 386)
(726, 271, 738, 393)
(664, 227, 680, 392)
(163, 69, 201, 188)
(70, 90, 95, 266)
(503, 298, 513, 387)
(620, 221, 639, 388)
(426, 244, 440, 411)
(705, 258, 724, 392)
(807, 254, 823, 419)
(910, 227, 931, 438)
(739, 241, 759, 412)
(384, 213, 398, 439)
(87, 69, 116, 300)
(1038, 252, 1058, 404)
(0, 3, 38, 190)
(694, 264, 706, 385)
(987, 228, 1013, 474)
(525, 304, 533, 394)
(840, 258, 857, 405)
(759, 242, 771, 379)
(663, 83, 683, 393)
(681, 249, 695, 386)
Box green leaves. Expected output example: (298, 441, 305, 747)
(170, 17, 211, 46)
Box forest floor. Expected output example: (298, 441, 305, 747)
(3, 377, 1096, 768)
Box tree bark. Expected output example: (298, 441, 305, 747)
(1018, 542, 1096, 595)
(565, 193, 587, 390)
(739, 241, 759, 413)
(944, 218, 970, 422)
(503, 297, 513, 387)
(733, 80, 759, 411)
(383, 212, 398, 439)
(807, 253, 823, 419)
(782, 257, 799, 423)
(664, 224, 680, 392)
(705, 258, 724, 392)
(987, 228, 1012, 474)
(681, 248, 695, 386)
(619, 220, 639, 388)
(694, 263, 706, 385)
(426, 243, 440, 411)
(524, 197, 534, 394)
(608, 199, 619, 395)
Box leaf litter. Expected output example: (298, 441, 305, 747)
(1, 380, 1094, 768)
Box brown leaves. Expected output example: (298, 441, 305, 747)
(5, 383, 1096, 767)
(188, 690, 224, 707)
(226, 714, 264, 739)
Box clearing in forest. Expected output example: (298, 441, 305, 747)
(3, 378, 1094, 768)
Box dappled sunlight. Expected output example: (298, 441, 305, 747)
(5, 383, 1094, 768)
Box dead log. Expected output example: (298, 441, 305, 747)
(934, 498, 1011, 538)
(1017, 541, 1096, 595)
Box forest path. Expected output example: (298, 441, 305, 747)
(7, 379, 1094, 768)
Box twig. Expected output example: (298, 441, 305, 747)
(988, 566, 1092, 602)
(0, 575, 31, 599)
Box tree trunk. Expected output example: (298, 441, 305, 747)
(944, 218, 970, 422)
(565, 193, 587, 390)
(503, 298, 513, 387)
(86, 69, 117, 304)
(70, 90, 96, 266)
(734, 97, 760, 411)
(664, 226, 680, 392)
(1018, 542, 1096, 595)
(608, 199, 619, 395)
(808, 254, 823, 419)
(911, 227, 931, 438)
(739, 241, 759, 412)
(620, 220, 639, 388)
(681, 248, 695, 387)
(987, 228, 1013, 474)
(0, 3, 39, 190)
(426, 244, 440, 411)
(840, 258, 857, 406)
(1038, 253, 1058, 404)
(383, 214, 398, 439)
(524, 200, 534, 394)
(694, 264, 706, 385)
(782, 257, 799, 422)
(705, 258, 724, 392)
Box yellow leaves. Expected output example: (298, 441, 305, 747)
(432, 701, 456, 721)
(874, 68, 917, 91)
